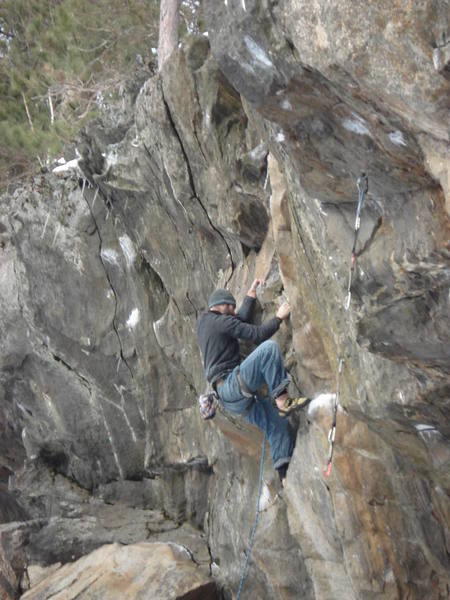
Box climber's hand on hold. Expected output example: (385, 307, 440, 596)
(248, 278, 264, 298)
(276, 301, 291, 320)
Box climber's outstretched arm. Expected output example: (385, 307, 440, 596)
(236, 279, 264, 322)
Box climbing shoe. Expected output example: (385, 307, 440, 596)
(276, 463, 288, 484)
(278, 396, 311, 417)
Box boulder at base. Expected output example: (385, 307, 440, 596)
(21, 542, 218, 600)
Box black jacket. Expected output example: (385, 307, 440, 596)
(196, 296, 281, 384)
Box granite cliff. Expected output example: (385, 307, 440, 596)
(0, 1, 449, 598)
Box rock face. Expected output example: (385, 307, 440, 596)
(0, 2, 449, 599)
(21, 542, 217, 600)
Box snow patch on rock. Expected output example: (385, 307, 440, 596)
(342, 114, 371, 136)
(52, 158, 80, 175)
(126, 308, 140, 329)
(119, 235, 136, 269)
(388, 130, 407, 146)
(243, 36, 273, 69)
(307, 393, 336, 417)
(100, 248, 120, 266)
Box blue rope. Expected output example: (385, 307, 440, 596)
(236, 430, 266, 600)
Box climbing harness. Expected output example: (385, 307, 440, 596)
(345, 173, 369, 310)
(236, 429, 266, 600)
(237, 369, 254, 399)
(323, 357, 343, 478)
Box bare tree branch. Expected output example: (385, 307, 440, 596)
(47, 90, 54, 125)
(21, 92, 34, 132)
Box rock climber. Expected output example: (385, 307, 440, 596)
(196, 279, 310, 484)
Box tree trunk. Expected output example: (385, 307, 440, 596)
(158, 0, 181, 72)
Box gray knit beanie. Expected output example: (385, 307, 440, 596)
(208, 288, 236, 309)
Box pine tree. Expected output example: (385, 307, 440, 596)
(0, 0, 160, 190)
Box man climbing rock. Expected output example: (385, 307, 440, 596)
(196, 280, 310, 484)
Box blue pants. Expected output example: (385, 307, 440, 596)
(216, 340, 294, 469)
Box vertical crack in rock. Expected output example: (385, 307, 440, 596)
(189, 64, 209, 165)
(152, 171, 194, 272)
(289, 199, 321, 293)
(11, 256, 25, 319)
(193, 125, 208, 163)
(161, 89, 236, 284)
(140, 141, 211, 286)
(142, 139, 215, 280)
(80, 183, 134, 379)
(185, 292, 198, 318)
(49, 352, 92, 393)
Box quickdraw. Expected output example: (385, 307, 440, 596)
(323, 357, 343, 477)
(345, 173, 369, 310)
(324, 173, 368, 477)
